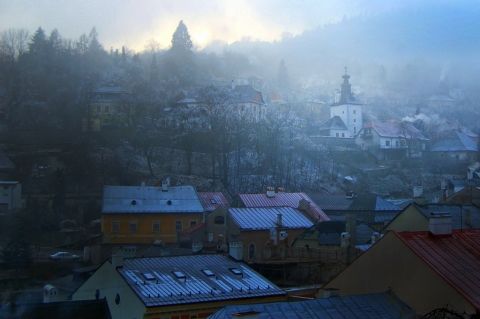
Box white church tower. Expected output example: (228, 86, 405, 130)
(330, 68, 363, 137)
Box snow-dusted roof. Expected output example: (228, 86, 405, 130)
(366, 121, 428, 140)
(102, 185, 204, 214)
(229, 207, 314, 230)
(318, 116, 348, 131)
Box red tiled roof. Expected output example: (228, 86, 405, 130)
(238, 192, 330, 222)
(198, 192, 229, 212)
(396, 230, 480, 311)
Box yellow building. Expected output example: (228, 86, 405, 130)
(73, 255, 286, 319)
(84, 86, 131, 131)
(321, 228, 480, 315)
(102, 184, 205, 245)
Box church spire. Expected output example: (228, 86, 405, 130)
(339, 67, 354, 104)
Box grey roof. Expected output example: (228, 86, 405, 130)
(308, 193, 400, 212)
(102, 185, 204, 214)
(318, 116, 348, 131)
(229, 207, 314, 230)
(430, 131, 478, 152)
(416, 204, 480, 229)
(209, 292, 415, 319)
(306, 194, 353, 211)
(118, 255, 285, 307)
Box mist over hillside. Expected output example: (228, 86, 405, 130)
(209, 3, 480, 95)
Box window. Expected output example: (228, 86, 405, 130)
(214, 216, 225, 225)
(190, 220, 197, 228)
(336, 133, 339, 137)
(129, 221, 137, 234)
(353, 110, 356, 114)
(112, 221, 120, 233)
(395, 140, 399, 147)
(96, 105, 100, 113)
(354, 126, 356, 133)
(175, 221, 182, 231)
(248, 243, 255, 260)
(353, 119, 356, 123)
(385, 140, 391, 147)
(105, 105, 110, 113)
(152, 221, 160, 233)
(341, 133, 345, 137)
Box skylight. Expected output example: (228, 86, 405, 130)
(173, 271, 186, 279)
(202, 269, 215, 277)
(142, 272, 155, 281)
(229, 268, 242, 275)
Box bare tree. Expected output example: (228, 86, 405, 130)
(0, 28, 29, 60)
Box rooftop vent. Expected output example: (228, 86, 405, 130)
(131, 200, 137, 206)
(229, 268, 243, 276)
(142, 273, 155, 281)
(266, 187, 275, 198)
(202, 269, 215, 277)
(173, 271, 186, 280)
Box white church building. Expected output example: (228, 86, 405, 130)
(319, 70, 363, 138)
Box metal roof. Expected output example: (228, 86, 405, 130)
(365, 121, 428, 140)
(102, 185, 204, 214)
(117, 255, 285, 307)
(396, 230, 480, 311)
(209, 292, 415, 319)
(198, 192, 230, 212)
(229, 207, 314, 230)
(239, 192, 329, 222)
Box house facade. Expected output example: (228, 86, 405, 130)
(0, 181, 22, 213)
(356, 120, 428, 159)
(84, 86, 131, 131)
(227, 207, 314, 263)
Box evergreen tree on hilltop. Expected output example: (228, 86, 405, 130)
(171, 20, 193, 52)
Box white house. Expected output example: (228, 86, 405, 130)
(356, 121, 429, 159)
(0, 181, 22, 213)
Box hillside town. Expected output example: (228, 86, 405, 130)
(1, 5, 480, 319)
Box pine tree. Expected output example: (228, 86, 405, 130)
(171, 20, 193, 52)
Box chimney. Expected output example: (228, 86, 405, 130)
(428, 212, 452, 236)
(161, 177, 170, 192)
(340, 232, 351, 248)
(413, 185, 423, 198)
(276, 187, 285, 193)
(266, 186, 275, 198)
(111, 254, 124, 268)
(276, 213, 283, 227)
(371, 231, 381, 244)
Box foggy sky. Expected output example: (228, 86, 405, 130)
(0, 0, 453, 52)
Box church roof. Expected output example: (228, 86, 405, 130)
(318, 116, 348, 131)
